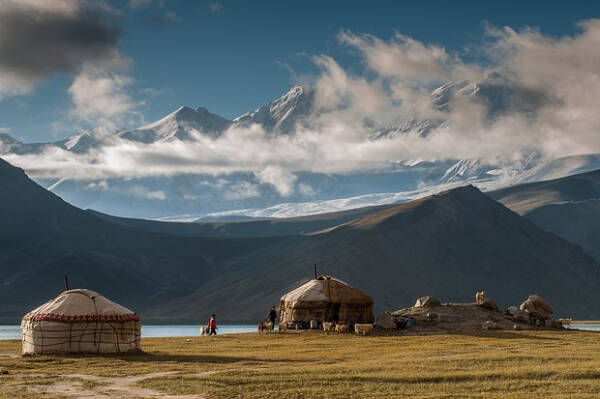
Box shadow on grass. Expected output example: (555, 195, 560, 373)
(29, 352, 298, 365)
(452, 331, 561, 341)
(144, 371, 566, 387)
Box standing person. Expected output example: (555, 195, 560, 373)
(266, 306, 277, 328)
(208, 314, 217, 335)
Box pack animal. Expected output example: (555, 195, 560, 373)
(263, 321, 274, 333)
(335, 323, 349, 333)
(322, 322, 335, 334)
(354, 324, 374, 335)
(557, 318, 572, 328)
(475, 291, 485, 305)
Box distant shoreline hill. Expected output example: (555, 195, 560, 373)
(1, 157, 599, 323)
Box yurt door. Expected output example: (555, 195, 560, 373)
(327, 303, 341, 322)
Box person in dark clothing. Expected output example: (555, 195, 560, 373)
(266, 306, 277, 327)
(208, 314, 217, 335)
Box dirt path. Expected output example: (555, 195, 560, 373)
(29, 371, 214, 399)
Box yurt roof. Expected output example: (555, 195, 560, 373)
(281, 275, 373, 304)
(23, 289, 139, 323)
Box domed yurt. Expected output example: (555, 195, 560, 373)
(280, 275, 374, 329)
(21, 289, 141, 355)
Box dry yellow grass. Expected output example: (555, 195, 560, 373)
(0, 330, 599, 398)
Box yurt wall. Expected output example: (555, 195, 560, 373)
(21, 289, 141, 355)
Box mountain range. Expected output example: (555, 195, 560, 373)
(2, 157, 599, 323)
(2, 73, 600, 220)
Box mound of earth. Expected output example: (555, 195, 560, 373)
(387, 303, 559, 333)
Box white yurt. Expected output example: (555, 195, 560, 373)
(21, 289, 141, 355)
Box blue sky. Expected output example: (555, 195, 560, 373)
(1, 0, 599, 143)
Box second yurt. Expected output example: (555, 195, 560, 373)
(280, 275, 374, 329)
(21, 289, 141, 355)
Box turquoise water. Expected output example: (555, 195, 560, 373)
(1, 323, 598, 340)
(569, 323, 600, 332)
(0, 324, 256, 340)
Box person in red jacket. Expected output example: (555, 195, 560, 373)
(208, 314, 217, 335)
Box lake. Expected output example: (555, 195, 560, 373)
(1, 323, 599, 340)
(0, 324, 256, 340)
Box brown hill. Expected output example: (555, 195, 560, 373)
(2, 157, 599, 322)
(150, 186, 600, 321)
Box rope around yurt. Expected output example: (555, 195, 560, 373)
(21, 289, 141, 354)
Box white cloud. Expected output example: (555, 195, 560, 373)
(68, 68, 142, 128)
(339, 31, 453, 82)
(0, 0, 124, 99)
(6, 20, 600, 201)
(298, 183, 316, 197)
(85, 180, 108, 190)
(255, 165, 298, 197)
(129, 185, 166, 200)
(224, 181, 260, 200)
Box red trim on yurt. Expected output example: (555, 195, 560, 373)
(23, 313, 140, 323)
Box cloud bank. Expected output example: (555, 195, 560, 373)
(0, 0, 142, 129)
(5, 19, 600, 198)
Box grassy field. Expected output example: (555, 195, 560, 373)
(1, 330, 600, 398)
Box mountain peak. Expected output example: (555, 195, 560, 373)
(118, 105, 232, 143)
(334, 185, 491, 231)
(233, 84, 314, 133)
(0, 156, 26, 181)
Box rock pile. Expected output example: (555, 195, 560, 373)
(414, 296, 441, 308)
(373, 293, 567, 334)
(520, 294, 553, 322)
(375, 312, 397, 329)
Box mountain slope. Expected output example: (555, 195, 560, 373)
(150, 185, 600, 321)
(526, 200, 600, 262)
(118, 106, 232, 143)
(488, 169, 600, 262)
(489, 168, 600, 214)
(87, 203, 395, 238)
(0, 158, 288, 320)
(233, 85, 314, 133)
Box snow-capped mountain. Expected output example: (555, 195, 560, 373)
(0, 131, 104, 155)
(2, 77, 599, 219)
(118, 106, 232, 143)
(0, 133, 22, 153)
(233, 85, 315, 133)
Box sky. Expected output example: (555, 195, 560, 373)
(1, 0, 600, 143)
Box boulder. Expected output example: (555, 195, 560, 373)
(520, 295, 553, 320)
(507, 306, 519, 315)
(511, 310, 529, 323)
(478, 299, 499, 311)
(426, 312, 438, 320)
(551, 320, 564, 329)
(482, 321, 500, 330)
(414, 296, 441, 308)
(395, 317, 415, 329)
(375, 312, 397, 329)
